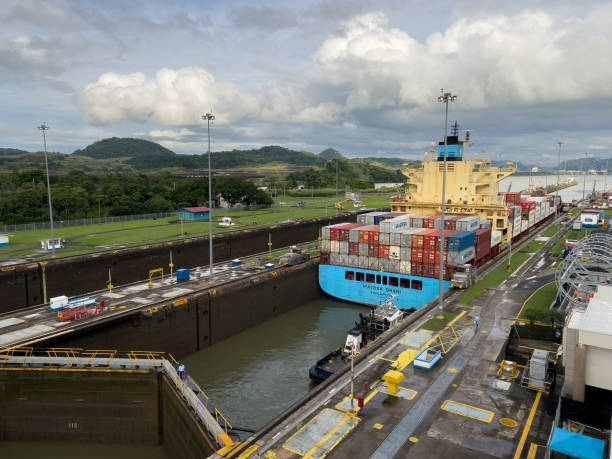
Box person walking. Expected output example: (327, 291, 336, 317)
(474, 315, 481, 329)
(178, 364, 185, 379)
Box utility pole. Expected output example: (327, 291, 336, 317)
(556, 142, 563, 217)
(38, 123, 56, 257)
(437, 89, 457, 316)
(583, 152, 588, 202)
(203, 112, 215, 282)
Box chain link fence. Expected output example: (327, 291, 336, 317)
(1, 212, 178, 233)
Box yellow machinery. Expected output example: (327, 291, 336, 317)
(148, 268, 164, 287)
(382, 370, 404, 394)
(335, 199, 350, 210)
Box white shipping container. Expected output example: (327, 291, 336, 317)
(529, 216, 535, 227)
(339, 241, 349, 254)
(400, 247, 412, 260)
(514, 216, 522, 228)
(321, 240, 331, 253)
(457, 216, 480, 232)
(390, 232, 402, 246)
(337, 254, 349, 266)
(380, 215, 412, 233)
(331, 240, 340, 253)
(491, 230, 502, 247)
(389, 246, 401, 260)
(322, 223, 345, 240)
(512, 221, 522, 237)
(368, 257, 379, 270)
(529, 210, 535, 221)
(379, 258, 389, 272)
(522, 220, 529, 232)
(400, 260, 411, 275)
(388, 259, 401, 274)
(448, 246, 475, 265)
(349, 227, 364, 243)
(359, 243, 369, 256)
(330, 253, 339, 264)
(359, 255, 369, 269)
(348, 255, 359, 268)
(379, 232, 390, 245)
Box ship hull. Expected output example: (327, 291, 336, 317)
(319, 264, 451, 310)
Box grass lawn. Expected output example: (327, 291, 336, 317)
(0, 193, 394, 261)
(458, 252, 530, 304)
(421, 311, 457, 331)
(550, 227, 598, 255)
(518, 282, 559, 321)
(541, 224, 563, 238)
(520, 240, 545, 253)
(605, 209, 612, 216)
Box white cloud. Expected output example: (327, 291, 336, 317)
(588, 145, 606, 150)
(148, 128, 196, 140)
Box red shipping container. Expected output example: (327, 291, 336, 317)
(378, 245, 390, 259)
(423, 249, 435, 264)
(412, 233, 423, 248)
(411, 248, 423, 262)
(444, 216, 461, 230)
(348, 242, 359, 255)
(434, 251, 448, 265)
(475, 228, 491, 260)
(519, 201, 536, 210)
(423, 215, 440, 229)
(423, 263, 435, 278)
(330, 227, 341, 240)
(359, 228, 372, 244)
(423, 229, 440, 250)
(368, 227, 380, 244)
(368, 244, 379, 257)
(411, 261, 423, 276)
(320, 253, 330, 265)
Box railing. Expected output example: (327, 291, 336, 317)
(0, 347, 233, 449)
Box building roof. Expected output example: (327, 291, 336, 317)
(182, 207, 210, 213)
(581, 285, 612, 337)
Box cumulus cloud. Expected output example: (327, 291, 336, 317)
(80, 8, 612, 130)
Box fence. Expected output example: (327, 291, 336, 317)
(0, 212, 178, 233)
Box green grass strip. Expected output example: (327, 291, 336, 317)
(421, 311, 457, 331)
(518, 282, 559, 321)
(458, 252, 530, 304)
(541, 224, 563, 238)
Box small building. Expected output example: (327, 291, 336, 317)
(580, 209, 605, 228)
(178, 207, 210, 221)
(41, 239, 63, 251)
(0, 234, 8, 247)
(563, 285, 612, 402)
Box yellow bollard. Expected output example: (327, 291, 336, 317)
(382, 370, 404, 394)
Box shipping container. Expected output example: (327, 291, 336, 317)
(380, 214, 412, 233)
(331, 240, 340, 253)
(368, 257, 379, 271)
(475, 228, 491, 260)
(411, 248, 424, 262)
(447, 246, 475, 266)
(423, 229, 440, 250)
(400, 247, 412, 261)
(423, 248, 435, 264)
(349, 225, 365, 243)
(379, 258, 390, 272)
(357, 211, 387, 225)
(434, 251, 448, 266)
(479, 219, 492, 229)
(400, 260, 411, 275)
(457, 216, 480, 232)
(322, 223, 346, 240)
(339, 241, 349, 254)
(368, 244, 379, 257)
(490, 230, 502, 248)
(410, 216, 424, 228)
(389, 231, 402, 246)
(388, 259, 401, 274)
(424, 215, 441, 229)
(339, 223, 362, 241)
(368, 227, 381, 244)
(348, 255, 359, 268)
(358, 243, 369, 256)
(379, 232, 390, 246)
(522, 220, 529, 232)
(348, 242, 359, 255)
(512, 220, 521, 237)
(358, 255, 369, 269)
(378, 245, 390, 259)
(411, 261, 423, 276)
(320, 253, 330, 264)
(389, 246, 401, 260)
(448, 231, 476, 251)
(444, 215, 463, 230)
(358, 225, 378, 244)
(321, 240, 331, 253)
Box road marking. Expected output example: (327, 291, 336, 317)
(526, 443, 538, 459)
(23, 313, 41, 319)
(441, 400, 495, 423)
(513, 392, 542, 459)
(373, 423, 383, 430)
(0, 318, 25, 329)
(0, 324, 55, 346)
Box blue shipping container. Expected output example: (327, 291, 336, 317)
(176, 269, 190, 282)
(448, 231, 476, 252)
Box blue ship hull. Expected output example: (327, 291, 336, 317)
(319, 264, 451, 310)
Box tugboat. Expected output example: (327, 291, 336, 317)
(308, 297, 404, 383)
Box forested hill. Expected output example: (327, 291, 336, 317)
(72, 138, 325, 170)
(0, 147, 30, 155)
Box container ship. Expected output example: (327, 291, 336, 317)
(319, 124, 561, 310)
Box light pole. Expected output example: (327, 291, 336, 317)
(437, 90, 457, 316)
(203, 112, 215, 282)
(583, 152, 588, 202)
(556, 142, 563, 217)
(38, 123, 56, 258)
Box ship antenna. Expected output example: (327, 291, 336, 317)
(451, 120, 459, 136)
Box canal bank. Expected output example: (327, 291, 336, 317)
(44, 259, 322, 358)
(0, 213, 359, 312)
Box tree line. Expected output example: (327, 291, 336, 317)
(0, 170, 272, 225)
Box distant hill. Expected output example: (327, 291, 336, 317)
(0, 147, 30, 156)
(319, 148, 343, 160)
(74, 137, 175, 160)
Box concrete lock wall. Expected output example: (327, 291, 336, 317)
(0, 369, 214, 458)
(45, 260, 321, 358)
(0, 214, 356, 312)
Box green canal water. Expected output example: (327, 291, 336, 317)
(0, 296, 367, 457)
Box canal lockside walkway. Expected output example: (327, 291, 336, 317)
(221, 218, 567, 459)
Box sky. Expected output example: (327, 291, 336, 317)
(2, 0, 612, 166)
